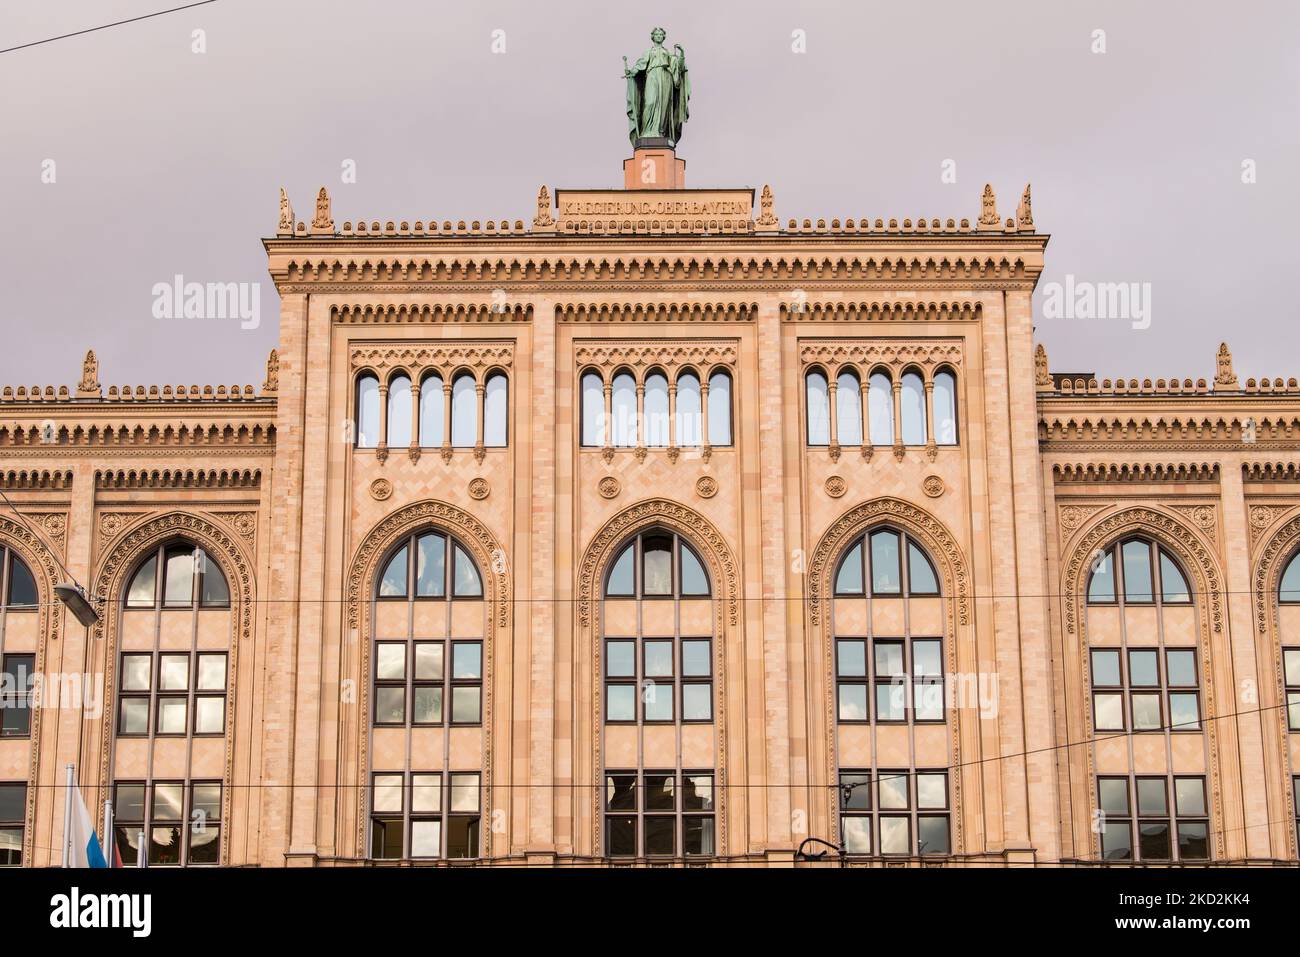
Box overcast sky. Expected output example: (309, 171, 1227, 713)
(2, 0, 1298, 388)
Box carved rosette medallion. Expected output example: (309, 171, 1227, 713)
(369, 478, 393, 501)
(695, 476, 719, 499)
(824, 476, 847, 498)
(468, 478, 490, 500)
(597, 476, 621, 499)
(922, 475, 945, 498)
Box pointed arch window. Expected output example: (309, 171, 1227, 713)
(836, 370, 862, 446)
(805, 370, 830, 446)
(611, 373, 637, 447)
(868, 372, 893, 446)
(387, 375, 413, 448)
(933, 370, 957, 445)
(707, 371, 732, 446)
(645, 372, 670, 448)
(900, 371, 926, 445)
(356, 374, 380, 448)
(581, 372, 606, 447)
(419, 373, 445, 448)
(483, 373, 508, 447)
(676, 372, 702, 448)
(450, 373, 477, 447)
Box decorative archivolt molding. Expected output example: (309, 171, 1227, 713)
(1061, 505, 1226, 860)
(0, 469, 72, 489)
(576, 498, 739, 628)
(576, 498, 739, 856)
(782, 301, 982, 323)
(0, 516, 62, 865)
(558, 302, 755, 323)
(574, 341, 737, 376)
(1051, 462, 1219, 484)
(344, 499, 507, 856)
(798, 339, 963, 375)
(91, 511, 254, 865)
(346, 499, 510, 631)
(805, 497, 968, 853)
(279, 255, 1035, 288)
(807, 497, 970, 628)
(349, 343, 514, 381)
(331, 303, 531, 324)
(95, 468, 262, 489)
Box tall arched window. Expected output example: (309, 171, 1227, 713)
(836, 370, 862, 446)
(387, 374, 413, 448)
(419, 373, 444, 448)
(1084, 537, 1205, 862)
(868, 372, 893, 446)
(483, 373, 508, 447)
(581, 371, 605, 447)
(356, 374, 380, 448)
(644, 372, 669, 448)
(1280, 551, 1300, 604)
(805, 370, 830, 446)
(610, 372, 637, 447)
(370, 529, 486, 861)
(0, 547, 38, 745)
(602, 530, 716, 858)
(900, 370, 926, 445)
(832, 528, 949, 857)
(1283, 552, 1300, 733)
(115, 539, 232, 866)
(450, 373, 476, 447)
(676, 372, 702, 448)
(707, 371, 732, 446)
(933, 370, 957, 445)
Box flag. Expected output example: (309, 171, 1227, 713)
(67, 784, 107, 868)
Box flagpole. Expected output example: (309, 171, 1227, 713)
(61, 763, 74, 868)
(103, 799, 114, 868)
(136, 830, 146, 868)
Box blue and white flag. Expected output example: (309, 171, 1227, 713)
(67, 784, 107, 868)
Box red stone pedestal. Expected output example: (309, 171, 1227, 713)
(624, 146, 686, 190)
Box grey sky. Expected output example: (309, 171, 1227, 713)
(2, 0, 1298, 387)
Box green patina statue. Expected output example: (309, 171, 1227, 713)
(623, 27, 690, 148)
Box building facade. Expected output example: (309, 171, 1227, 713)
(1, 151, 1298, 867)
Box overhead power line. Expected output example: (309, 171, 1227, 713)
(0, 1, 219, 56)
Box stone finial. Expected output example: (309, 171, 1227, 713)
(1035, 343, 1053, 392)
(311, 186, 334, 233)
(77, 349, 101, 397)
(277, 187, 294, 236)
(1214, 342, 1239, 390)
(755, 184, 779, 229)
(1017, 184, 1033, 230)
(262, 348, 280, 395)
(978, 183, 999, 229)
(532, 185, 555, 229)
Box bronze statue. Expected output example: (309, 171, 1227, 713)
(624, 28, 690, 147)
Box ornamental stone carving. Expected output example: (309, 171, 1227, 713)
(921, 475, 945, 498)
(369, 478, 393, 501)
(468, 478, 490, 500)
(696, 475, 719, 499)
(598, 476, 621, 499)
(824, 476, 846, 498)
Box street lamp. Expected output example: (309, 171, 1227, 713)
(54, 581, 100, 627)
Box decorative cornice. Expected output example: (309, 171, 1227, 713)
(1051, 462, 1219, 483)
(0, 469, 73, 489)
(331, 303, 531, 324)
(1243, 462, 1300, 482)
(0, 422, 274, 450)
(95, 468, 262, 489)
(782, 300, 981, 323)
(558, 302, 754, 323)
